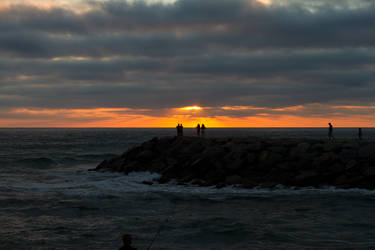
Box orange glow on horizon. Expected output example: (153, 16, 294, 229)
(0, 106, 374, 128)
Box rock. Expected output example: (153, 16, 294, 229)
(203, 168, 226, 184)
(342, 142, 359, 149)
(311, 143, 324, 152)
(297, 142, 311, 153)
(267, 152, 284, 165)
(227, 159, 245, 171)
(289, 143, 311, 159)
(269, 146, 287, 154)
(339, 149, 357, 163)
(334, 174, 348, 187)
(363, 167, 375, 177)
(258, 150, 269, 162)
(157, 176, 170, 184)
(359, 144, 375, 158)
(142, 181, 153, 185)
(327, 163, 346, 175)
(95, 159, 108, 171)
(188, 157, 212, 177)
(201, 146, 226, 159)
(295, 170, 318, 182)
(216, 182, 226, 189)
(258, 151, 284, 169)
(344, 175, 364, 185)
(225, 175, 243, 185)
(246, 153, 256, 164)
(241, 180, 258, 189)
(345, 160, 357, 170)
(141, 139, 157, 151)
(323, 142, 341, 153)
(124, 161, 143, 173)
(94, 136, 375, 190)
(313, 152, 339, 171)
(137, 150, 155, 162)
(294, 156, 314, 170)
(260, 182, 278, 189)
(276, 162, 296, 171)
(149, 161, 167, 172)
(246, 141, 263, 151)
(191, 179, 205, 185)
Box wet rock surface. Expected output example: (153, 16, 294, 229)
(95, 136, 375, 189)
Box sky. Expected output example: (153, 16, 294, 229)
(1, 0, 375, 127)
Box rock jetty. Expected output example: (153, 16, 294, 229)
(95, 136, 375, 189)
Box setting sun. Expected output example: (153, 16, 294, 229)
(180, 106, 202, 111)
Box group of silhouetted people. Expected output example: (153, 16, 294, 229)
(328, 123, 363, 141)
(176, 123, 207, 136)
(176, 124, 184, 136)
(196, 123, 206, 136)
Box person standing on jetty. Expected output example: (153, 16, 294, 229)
(358, 128, 363, 140)
(328, 123, 334, 141)
(201, 124, 206, 136)
(176, 124, 184, 136)
(196, 124, 201, 136)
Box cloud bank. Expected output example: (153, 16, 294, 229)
(0, 0, 374, 126)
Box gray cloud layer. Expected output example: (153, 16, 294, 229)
(0, 0, 375, 118)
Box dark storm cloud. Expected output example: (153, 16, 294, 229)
(1, 0, 375, 48)
(0, 0, 375, 117)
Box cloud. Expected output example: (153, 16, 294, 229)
(0, 0, 374, 126)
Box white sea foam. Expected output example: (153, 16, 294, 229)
(3, 170, 375, 199)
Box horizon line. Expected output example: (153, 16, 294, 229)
(0, 127, 374, 129)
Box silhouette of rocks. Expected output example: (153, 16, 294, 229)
(94, 136, 375, 189)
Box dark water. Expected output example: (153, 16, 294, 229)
(1, 128, 375, 250)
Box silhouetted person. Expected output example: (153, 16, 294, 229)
(176, 124, 183, 136)
(176, 124, 184, 136)
(196, 124, 201, 136)
(119, 234, 137, 250)
(201, 124, 206, 136)
(328, 123, 334, 141)
(176, 124, 180, 136)
(358, 128, 363, 140)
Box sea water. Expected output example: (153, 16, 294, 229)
(1, 128, 375, 250)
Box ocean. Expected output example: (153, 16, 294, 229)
(1, 128, 375, 250)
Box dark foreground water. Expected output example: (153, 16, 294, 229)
(1, 128, 375, 250)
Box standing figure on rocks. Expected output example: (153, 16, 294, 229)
(119, 234, 137, 250)
(196, 124, 201, 136)
(358, 128, 363, 140)
(176, 124, 180, 136)
(328, 123, 334, 141)
(201, 124, 206, 136)
(176, 124, 183, 136)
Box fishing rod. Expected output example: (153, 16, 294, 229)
(146, 224, 162, 250)
(146, 201, 176, 250)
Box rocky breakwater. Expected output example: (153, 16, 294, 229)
(95, 136, 375, 189)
